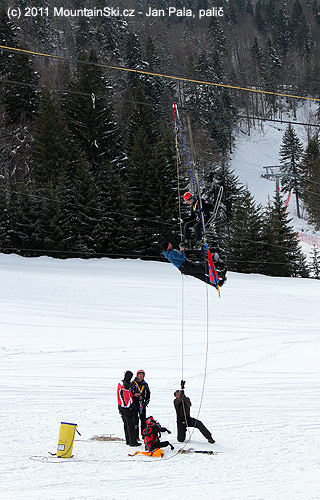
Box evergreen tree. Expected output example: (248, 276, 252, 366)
(124, 32, 145, 90)
(265, 0, 277, 31)
(300, 135, 320, 198)
(125, 86, 177, 254)
(291, 0, 304, 31)
(74, 17, 96, 54)
(0, 175, 7, 252)
(143, 35, 165, 111)
(35, 187, 64, 256)
(196, 19, 236, 155)
(312, 0, 320, 24)
(251, 37, 266, 81)
(183, 52, 200, 111)
(59, 153, 98, 256)
(1, 182, 39, 256)
(92, 161, 131, 255)
(125, 108, 156, 253)
(213, 163, 242, 258)
(264, 38, 282, 112)
(303, 157, 320, 229)
(279, 123, 304, 218)
(228, 188, 265, 274)
(255, 0, 266, 32)
(262, 191, 309, 277)
(291, 2, 314, 59)
(31, 89, 70, 186)
(310, 245, 320, 278)
(144, 130, 178, 253)
(0, 6, 18, 74)
(64, 49, 123, 177)
(246, 0, 254, 16)
(275, 8, 292, 58)
(2, 45, 39, 125)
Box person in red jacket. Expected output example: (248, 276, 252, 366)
(117, 370, 141, 447)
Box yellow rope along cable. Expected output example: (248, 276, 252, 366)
(1, 44, 320, 103)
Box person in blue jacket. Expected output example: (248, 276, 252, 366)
(131, 369, 151, 441)
(161, 241, 226, 286)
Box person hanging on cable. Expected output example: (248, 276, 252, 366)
(174, 380, 215, 444)
(180, 192, 214, 250)
(130, 369, 151, 441)
(117, 371, 141, 447)
(161, 241, 227, 287)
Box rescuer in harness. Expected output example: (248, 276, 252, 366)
(180, 191, 214, 250)
(131, 369, 151, 441)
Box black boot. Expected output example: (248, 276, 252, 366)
(218, 277, 227, 287)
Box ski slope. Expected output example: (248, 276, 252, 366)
(231, 105, 320, 256)
(1, 254, 320, 500)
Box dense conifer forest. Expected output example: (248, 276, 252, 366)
(1, 0, 320, 276)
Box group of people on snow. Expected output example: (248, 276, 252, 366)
(161, 191, 227, 287)
(117, 192, 222, 452)
(117, 370, 215, 451)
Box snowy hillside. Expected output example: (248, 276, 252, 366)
(230, 104, 320, 254)
(1, 254, 320, 500)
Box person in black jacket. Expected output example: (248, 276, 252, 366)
(117, 370, 141, 447)
(180, 192, 214, 249)
(173, 381, 215, 444)
(130, 370, 151, 440)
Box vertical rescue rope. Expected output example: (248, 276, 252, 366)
(173, 103, 185, 382)
(172, 103, 212, 449)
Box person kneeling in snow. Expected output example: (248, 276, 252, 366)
(174, 381, 215, 444)
(143, 416, 174, 451)
(161, 241, 226, 287)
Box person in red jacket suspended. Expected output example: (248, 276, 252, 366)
(117, 370, 141, 447)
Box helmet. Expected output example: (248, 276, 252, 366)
(183, 192, 193, 202)
(136, 369, 145, 377)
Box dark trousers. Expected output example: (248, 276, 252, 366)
(133, 407, 146, 440)
(184, 220, 202, 241)
(177, 417, 212, 442)
(180, 261, 210, 284)
(149, 440, 171, 451)
(119, 406, 136, 445)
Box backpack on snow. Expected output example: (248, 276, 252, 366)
(142, 416, 161, 451)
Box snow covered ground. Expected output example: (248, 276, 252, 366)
(1, 254, 320, 500)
